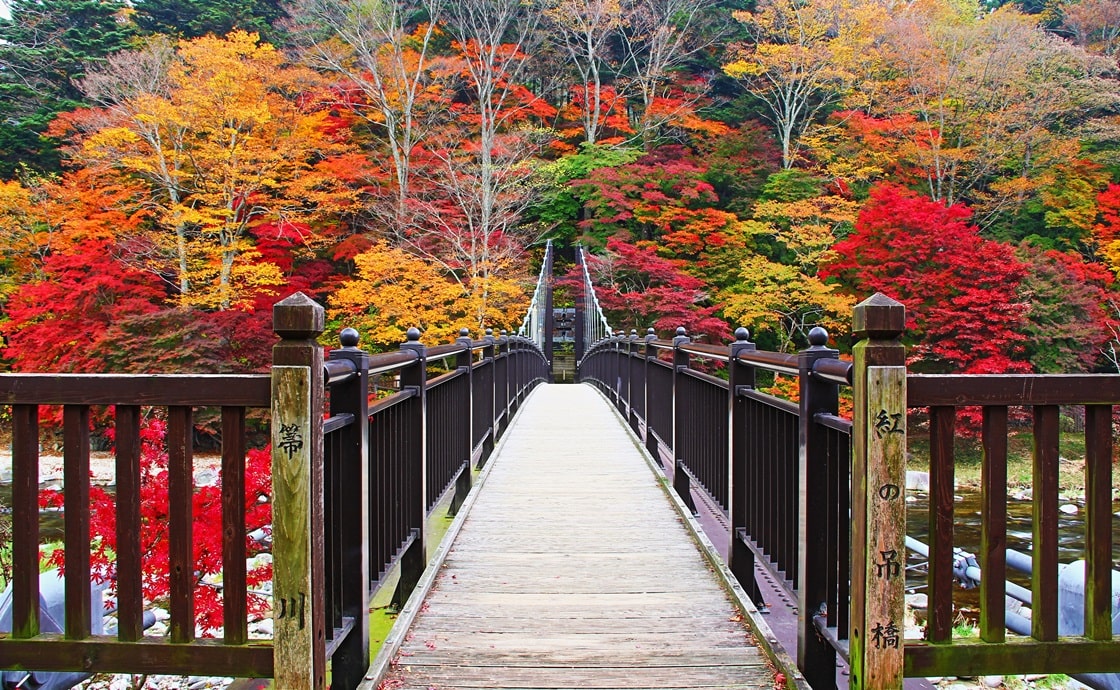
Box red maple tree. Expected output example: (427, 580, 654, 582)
(823, 184, 1031, 374)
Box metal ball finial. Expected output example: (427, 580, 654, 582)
(339, 328, 360, 348)
(459, 327, 471, 337)
(808, 327, 829, 347)
(647, 327, 656, 336)
(675, 326, 687, 337)
(734, 327, 750, 342)
(485, 328, 494, 336)
(406, 327, 422, 342)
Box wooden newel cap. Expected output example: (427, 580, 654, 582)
(852, 292, 905, 341)
(273, 292, 325, 339)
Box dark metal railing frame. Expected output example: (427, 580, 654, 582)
(577, 323, 853, 690)
(0, 292, 551, 690)
(577, 294, 1120, 690)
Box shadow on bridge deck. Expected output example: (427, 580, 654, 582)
(365, 383, 796, 690)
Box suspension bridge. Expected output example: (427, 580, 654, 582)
(0, 241, 1118, 690)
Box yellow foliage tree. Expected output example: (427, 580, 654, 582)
(328, 242, 530, 352)
(876, 4, 1109, 213)
(72, 32, 358, 310)
(720, 254, 854, 353)
(724, 0, 886, 168)
(718, 189, 857, 351)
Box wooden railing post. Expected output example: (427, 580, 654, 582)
(798, 326, 841, 690)
(644, 328, 658, 459)
(671, 327, 697, 514)
(451, 328, 475, 515)
(393, 327, 428, 610)
(271, 292, 327, 690)
(628, 330, 640, 435)
(481, 329, 496, 464)
(509, 336, 522, 410)
(497, 330, 510, 436)
(849, 293, 907, 690)
(728, 327, 763, 605)
(610, 335, 621, 409)
(327, 328, 371, 689)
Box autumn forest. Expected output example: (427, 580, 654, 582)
(3, 0, 1120, 375)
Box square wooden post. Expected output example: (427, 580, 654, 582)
(671, 327, 696, 515)
(271, 292, 326, 690)
(644, 329, 659, 460)
(728, 327, 763, 605)
(849, 293, 907, 690)
(451, 329, 475, 515)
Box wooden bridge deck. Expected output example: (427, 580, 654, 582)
(373, 383, 775, 690)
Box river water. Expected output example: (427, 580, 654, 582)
(905, 489, 1120, 615)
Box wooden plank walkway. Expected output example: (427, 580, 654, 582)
(374, 384, 776, 690)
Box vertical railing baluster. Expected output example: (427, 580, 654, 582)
(1032, 404, 1060, 642)
(797, 327, 840, 690)
(11, 404, 39, 640)
(221, 405, 248, 646)
(329, 328, 371, 689)
(63, 404, 92, 640)
(167, 404, 194, 644)
(980, 406, 1008, 643)
(115, 404, 143, 642)
(928, 405, 956, 643)
(1084, 404, 1114, 640)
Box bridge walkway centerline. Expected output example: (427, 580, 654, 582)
(369, 383, 776, 690)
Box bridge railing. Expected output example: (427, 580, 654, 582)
(905, 374, 1120, 680)
(0, 291, 551, 690)
(577, 293, 1120, 690)
(0, 374, 275, 679)
(579, 321, 852, 689)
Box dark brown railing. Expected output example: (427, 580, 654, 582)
(578, 322, 852, 690)
(577, 293, 1120, 690)
(905, 375, 1120, 680)
(0, 292, 550, 690)
(0, 376, 274, 677)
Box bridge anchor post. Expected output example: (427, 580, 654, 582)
(849, 294, 908, 690)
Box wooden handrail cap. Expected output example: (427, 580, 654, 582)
(852, 293, 905, 341)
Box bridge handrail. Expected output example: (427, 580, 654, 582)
(811, 358, 853, 386)
(0, 291, 552, 690)
(577, 295, 1120, 690)
(0, 381, 274, 678)
(903, 370, 1120, 681)
(519, 240, 555, 360)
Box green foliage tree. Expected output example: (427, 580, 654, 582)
(1016, 244, 1116, 372)
(0, 0, 135, 177)
(131, 0, 288, 42)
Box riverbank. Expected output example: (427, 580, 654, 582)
(908, 430, 1120, 496)
(0, 451, 224, 486)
